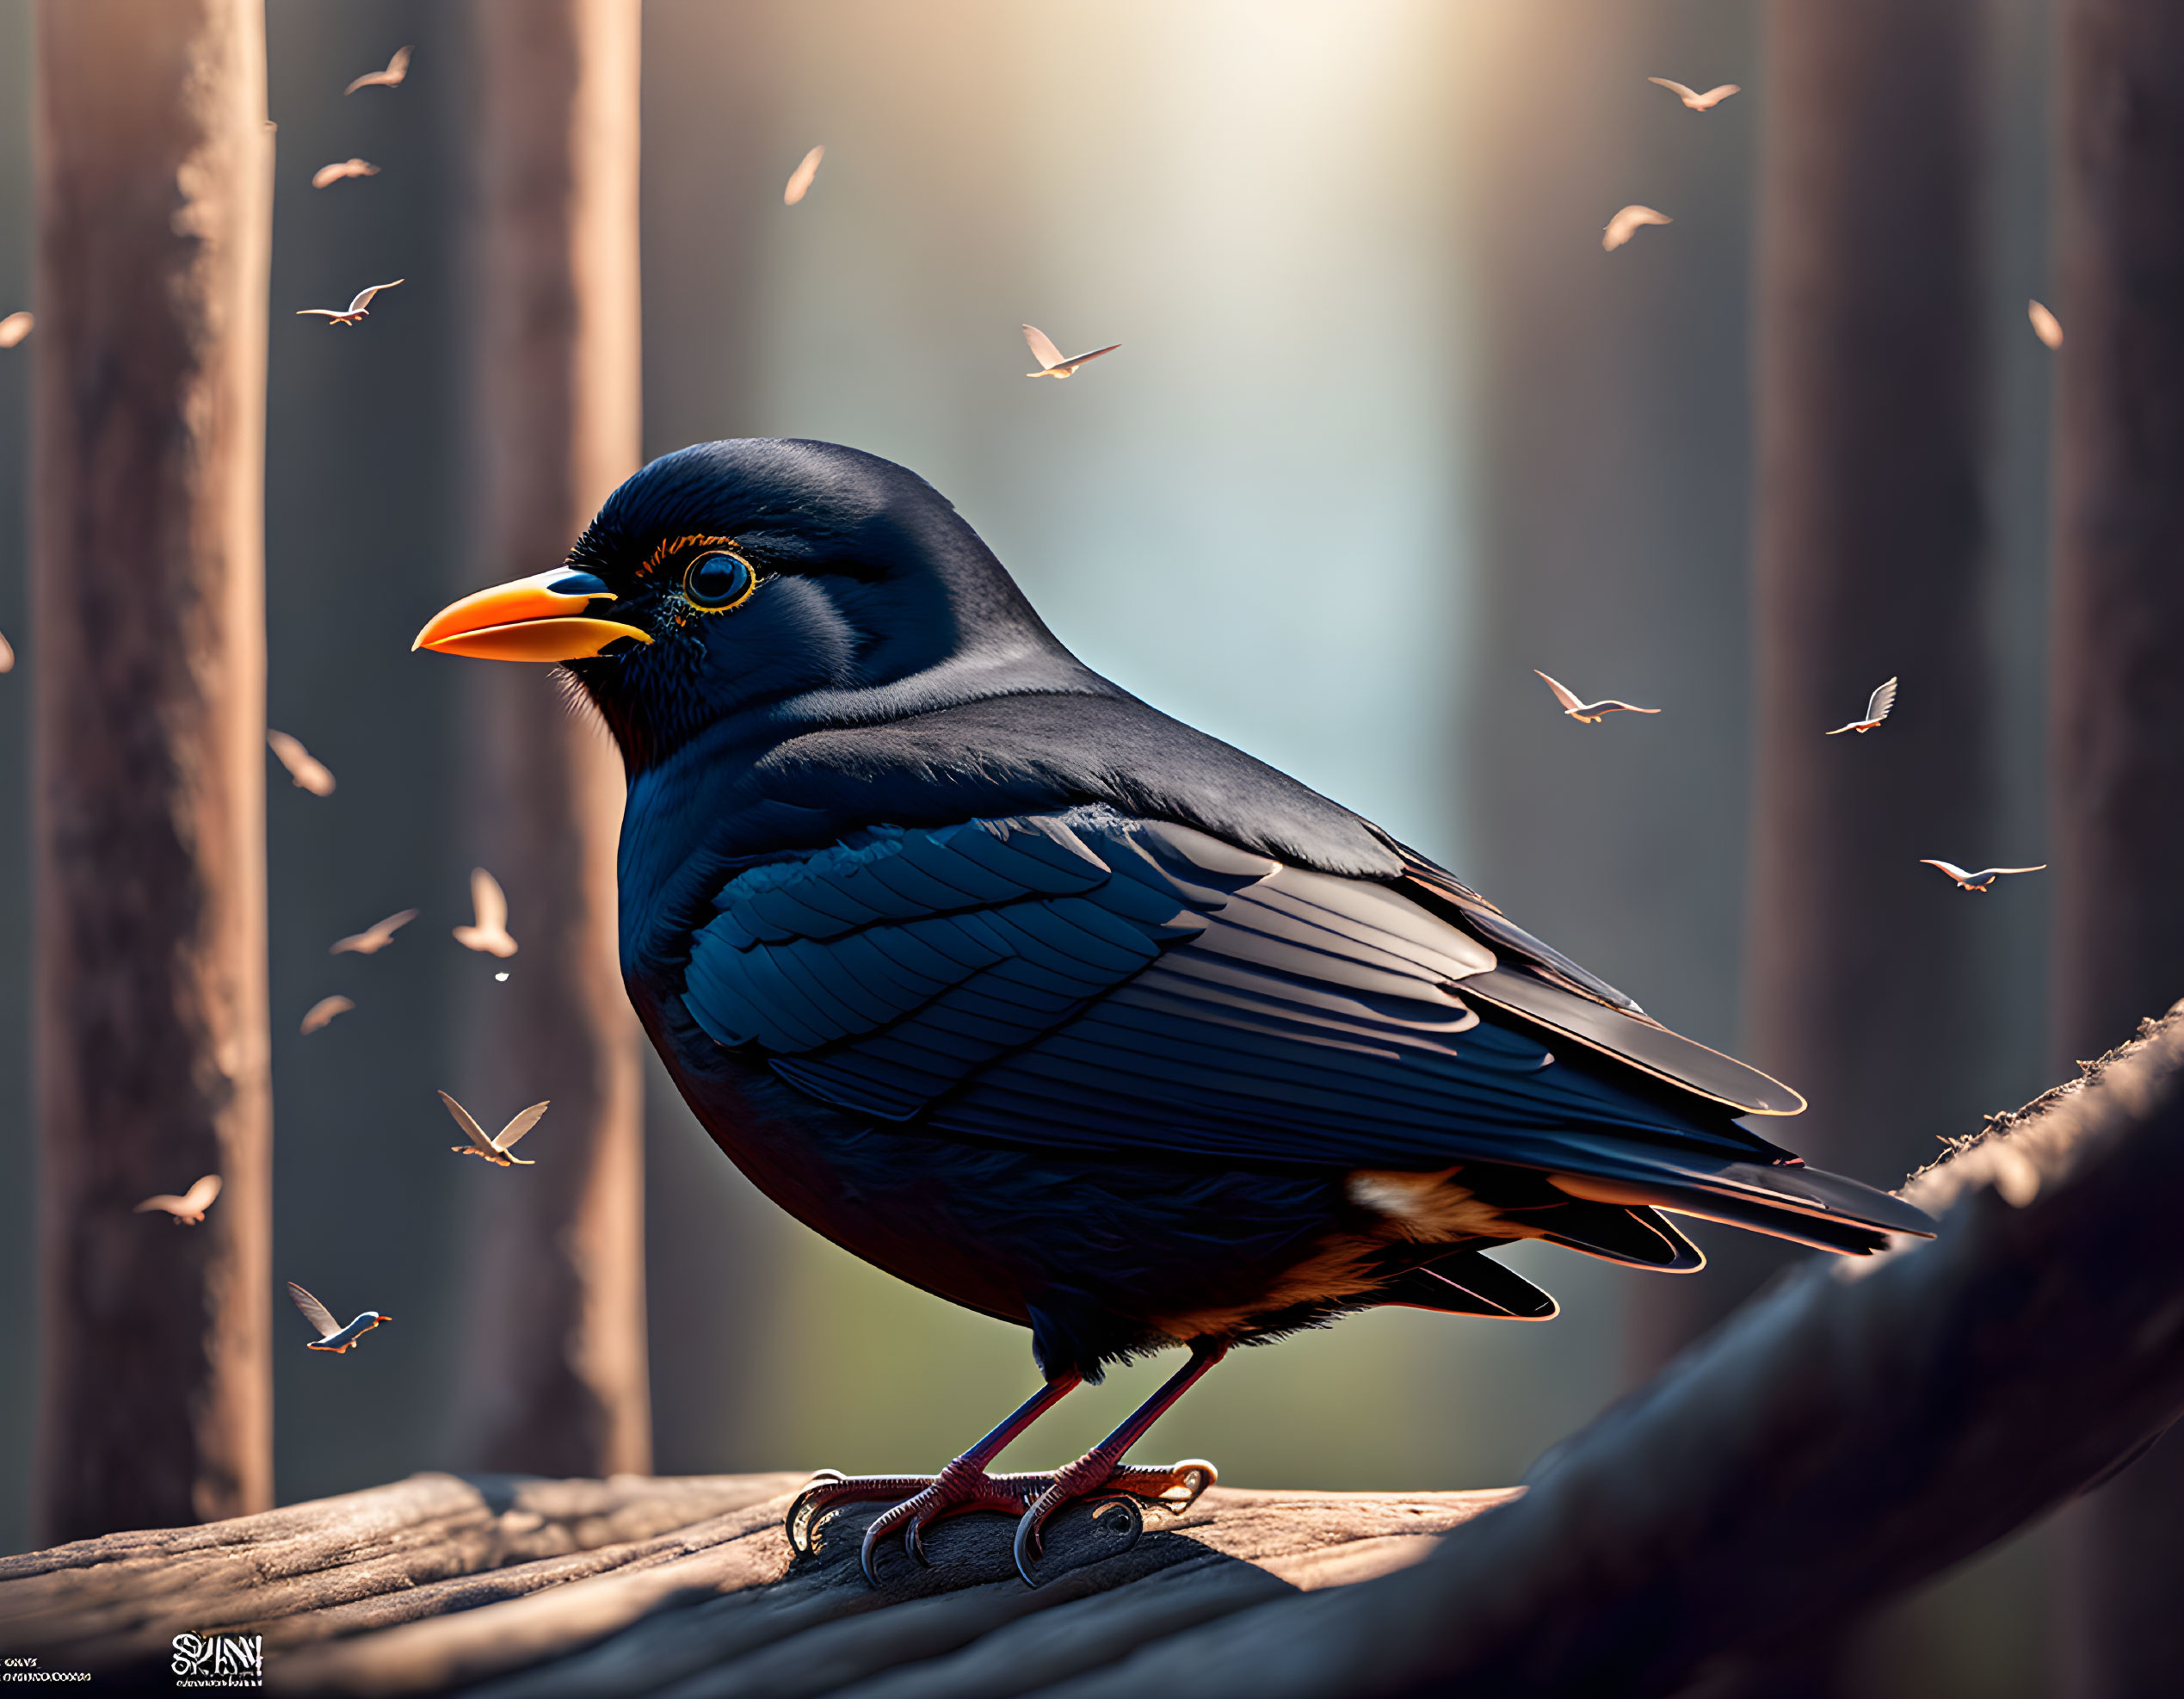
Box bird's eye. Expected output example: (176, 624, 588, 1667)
(682, 550, 756, 613)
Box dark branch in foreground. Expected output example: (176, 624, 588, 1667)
(1044, 1006, 2184, 1699)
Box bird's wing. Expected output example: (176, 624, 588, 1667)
(267, 730, 333, 793)
(295, 309, 347, 318)
(1021, 324, 1066, 370)
(347, 280, 404, 313)
(300, 996, 353, 1034)
(682, 810, 1920, 1251)
(1921, 859, 1973, 881)
(1648, 77, 1700, 101)
(287, 1282, 340, 1338)
(386, 46, 411, 79)
(1589, 700, 1661, 715)
(1533, 670, 1585, 712)
(134, 1195, 185, 1214)
(437, 1090, 499, 1155)
(1058, 343, 1121, 370)
(1697, 84, 1740, 106)
(1970, 866, 2046, 880)
(1866, 677, 1898, 723)
(1604, 207, 1669, 250)
(372, 908, 419, 946)
(493, 1102, 551, 1152)
(784, 145, 824, 204)
(470, 868, 508, 935)
(181, 1175, 223, 1214)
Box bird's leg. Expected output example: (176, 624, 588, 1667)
(1012, 1341, 1224, 1587)
(785, 1374, 1083, 1583)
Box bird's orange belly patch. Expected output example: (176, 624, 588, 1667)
(1152, 1169, 1533, 1340)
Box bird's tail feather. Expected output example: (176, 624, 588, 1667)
(1550, 1157, 1932, 1256)
(1382, 1251, 1558, 1319)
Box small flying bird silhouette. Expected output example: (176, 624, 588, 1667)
(312, 158, 380, 189)
(135, 1175, 222, 1225)
(332, 908, 418, 955)
(453, 868, 518, 957)
(0, 311, 29, 349)
(287, 1282, 392, 1353)
(1022, 324, 1120, 380)
(0, 629, 13, 673)
(295, 280, 404, 328)
(267, 729, 336, 795)
(441, 1090, 550, 1167)
(1920, 859, 2047, 893)
(1534, 669, 1661, 724)
(344, 46, 411, 95)
(784, 145, 824, 206)
(300, 995, 355, 1035)
(1602, 206, 1673, 252)
(2029, 300, 2064, 350)
(1648, 77, 1740, 112)
(1826, 677, 1898, 736)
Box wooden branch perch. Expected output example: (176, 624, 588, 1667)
(6, 1011, 2182, 1695)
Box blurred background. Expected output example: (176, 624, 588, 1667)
(0, 0, 2072, 1691)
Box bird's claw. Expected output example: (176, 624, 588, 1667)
(785, 1461, 1055, 1582)
(1011, 1457, 1216, 1587)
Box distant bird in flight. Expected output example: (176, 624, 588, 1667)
(0, 311, 29, 349)
(0, 629, 13, 673)
(2028, 300, 2064, 349)
(135, 1175, 222, 1226)
(440, 1091, 549, 1167)
(784, 145, 825, 206)
(1022, 324, 1120, 380)
(332, 908, 418, 955)
(452, 868, 518, 957)
(1921, 859, 2046, 893)
(295, 280, 404, 328)
(312, 158, 379, 189)
(267, 729, 336, 794)
(1826, 677, 1898, 736)
(415, 437, 1933, 1590)
(1534, 669, 1661, 723)
(344, 46, 411, 95)
(1603, 206, 1673, 251)
(1648, 77, 1740, 111)
(299, 995, 355, 1035)
(287, 1282, 392, 1353)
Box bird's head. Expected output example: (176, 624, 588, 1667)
(415, 438, 1094, 771)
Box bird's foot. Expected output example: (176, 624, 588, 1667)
(1011, 1452, 1217, 1586)
(787, 1458, 1055, 1583)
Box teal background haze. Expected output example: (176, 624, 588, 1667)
(0, 1, 2060, 1691)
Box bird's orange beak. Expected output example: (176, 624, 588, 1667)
(412, 568, 652, 662)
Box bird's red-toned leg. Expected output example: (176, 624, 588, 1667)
(785, 1374, 1083, 1583)
(1012, 1342, 1225, 1586)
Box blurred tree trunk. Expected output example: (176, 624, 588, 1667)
(1733, 0, 1994, 1303)
(30, 0, 275, 1541)
(1715, 5, 1993, 1687)
(445, 0, 651, 1478)
(2049, 9, 2184, 1696)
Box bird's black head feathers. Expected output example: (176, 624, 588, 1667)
(561, 439, 1112, 771)
(570, 438, 1399, 890)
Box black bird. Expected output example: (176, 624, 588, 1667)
(416, 438, 1934, 1585)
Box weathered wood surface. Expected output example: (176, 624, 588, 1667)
(0, 1473, 1512, 1694)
